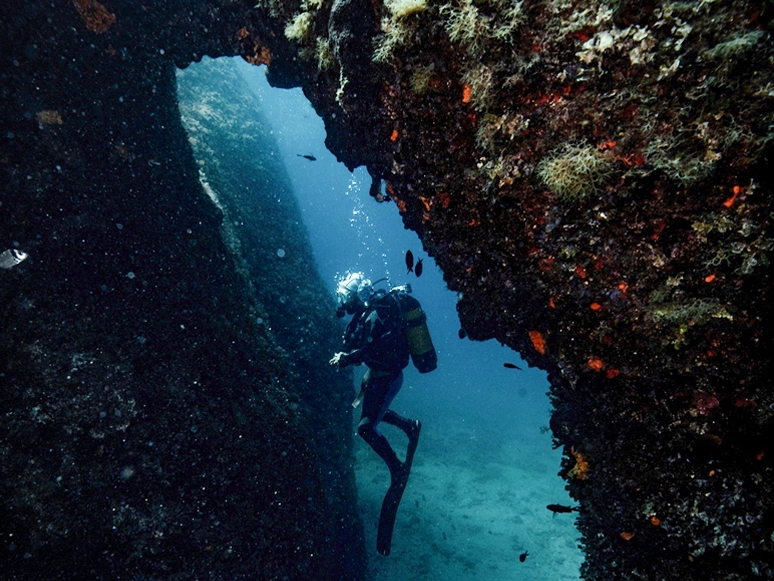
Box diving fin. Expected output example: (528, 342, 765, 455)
(376, 421, 421, 556)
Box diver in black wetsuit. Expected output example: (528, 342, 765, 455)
(329, 272, 422, 486)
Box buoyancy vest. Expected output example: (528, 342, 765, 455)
(343, 293, 410, 372)
(342, 287, 437, 374)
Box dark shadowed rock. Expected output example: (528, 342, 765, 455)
(1, 5, 365, 580)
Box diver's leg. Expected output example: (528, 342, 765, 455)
(372, 372, 403, 428)
(360, 373, 421, 556)
(359, 373, 403, 477)
(358, 418, 402, 478)
(382, 410, 421, 472)
(368, 373, 421, 466)
(382, 409, 421, 439)
(366, 376, 422, 557)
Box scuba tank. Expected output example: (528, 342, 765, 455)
(390, 285, 437, 373)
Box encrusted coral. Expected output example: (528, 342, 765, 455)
(282, 3, 337, 70)
(645, 112, 753, 185)
(372, 24, 405, 64)
(71, 0, 116, 34)
(568, 447, 589, 480)
(691, 208, 773, 275)
(237, 27, 273, 65)
(36, 110, 63, 125)
(409, 64, 440, 95)
(256, 0, 294, 19)
(284, 12, 315, 42)
(645, 136, 715, 186)
(440, 0, 525, 56)
(475, 112, 529, 152)
(648, 299, 733, 326)
(537, 144, 614, 201)
(385, 0, 428, 19)
(645, 295, 734, 349)
(372, 0, 428, 63)
(315, 38, 335, 70)
(704, 30, 766, 62)
(460, 63, 497, 111)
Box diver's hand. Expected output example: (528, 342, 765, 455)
(329, 352, 349, 368)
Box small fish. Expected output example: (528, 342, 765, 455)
(0, 248, 28, 270)
(546, 504, 578, 514)
(415, 258, 423, 277)
(458, 329, 467, 339)
(503, 362, 522, 370)
(405, 250, 414, 274)
(297, 154, 316, 161)
(519, 551, 529, 562)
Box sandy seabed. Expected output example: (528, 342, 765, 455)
(354, 411, 583, 581)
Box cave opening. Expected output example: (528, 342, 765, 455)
(177, 56, 583, 579)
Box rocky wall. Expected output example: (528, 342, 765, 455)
(176, 57, 366, 575)
(1, 3, 365, 580)
(2, 0, 773, 579)
(267, 0, 774, 577)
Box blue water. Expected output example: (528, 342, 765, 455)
(234, 58, 582, 580)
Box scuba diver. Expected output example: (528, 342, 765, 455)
(329, 272, 437, 556)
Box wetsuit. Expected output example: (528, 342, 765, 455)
(340, 291, 420, 478)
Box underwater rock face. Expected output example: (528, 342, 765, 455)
(0, 4, 365, 581)
(2, 1, 772, 580)
(269, 1, 774, 578)
(176, 57, 367, 575)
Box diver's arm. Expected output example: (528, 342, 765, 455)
(330, 309, 382, 368)
(331, 332, 379, 367)
(329, 348, 364, 368)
